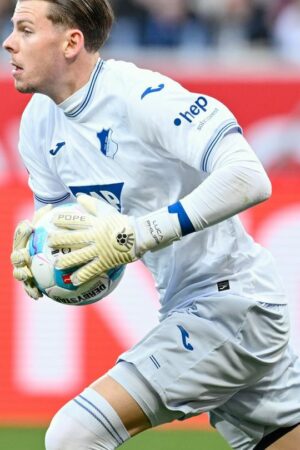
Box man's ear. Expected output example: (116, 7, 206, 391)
(63, 29, 84, 58)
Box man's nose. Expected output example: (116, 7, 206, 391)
(2, 32, 17, 53)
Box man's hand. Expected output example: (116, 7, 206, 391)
(11, 205, 52, 300)
(49, 195, 138, 286)
(49, 195, 181, 286)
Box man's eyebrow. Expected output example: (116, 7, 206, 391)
(12, 18, 35, 26)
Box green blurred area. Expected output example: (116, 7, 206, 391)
(123, 429, 231, 450)
(0, 428, 231, 449)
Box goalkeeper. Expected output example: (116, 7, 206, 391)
(5, 0, 300, 449)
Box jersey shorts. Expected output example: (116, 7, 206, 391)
(108, 296, 300, 449)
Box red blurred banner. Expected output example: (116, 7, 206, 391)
(1, 72, 300, 427)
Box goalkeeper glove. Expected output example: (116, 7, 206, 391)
(49, 194, 182, 286)
(11, 204, 52, 300)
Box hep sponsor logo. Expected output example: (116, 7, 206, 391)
(174, 96, 208, 126)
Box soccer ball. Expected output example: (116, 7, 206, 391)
(28, 203, 125, 306)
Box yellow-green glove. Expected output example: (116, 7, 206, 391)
(49, 195, 181, 286)
(11, 204, 52, 300)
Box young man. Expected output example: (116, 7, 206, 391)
(4, 1, 300, 449)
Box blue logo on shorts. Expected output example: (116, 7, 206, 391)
(177, 325, 194, 351)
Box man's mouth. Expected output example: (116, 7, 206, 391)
(11, 62, 24, 75)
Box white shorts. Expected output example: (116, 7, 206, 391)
(108, 296, 300, 450)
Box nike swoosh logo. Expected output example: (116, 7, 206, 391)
(141, 83, 165, 100)
(177, 325, 194, 351)
(50, 141, 66, 156)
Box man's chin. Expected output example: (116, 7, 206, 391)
(15, 82, 36, 94)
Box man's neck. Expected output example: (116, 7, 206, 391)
(51, 52, 100, 104)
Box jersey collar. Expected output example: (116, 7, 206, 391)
(59, 58, 104, 119)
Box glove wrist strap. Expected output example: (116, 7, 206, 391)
(134, 207, 182, 255)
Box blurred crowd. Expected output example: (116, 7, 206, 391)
(108, 0, 300, 64)
(110, 0, 299, 65)
(1, 0, 300, 64)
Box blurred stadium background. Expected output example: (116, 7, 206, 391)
(1, 0, 300, 449)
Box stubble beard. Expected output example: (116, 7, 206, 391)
(15, 81, 38, 94)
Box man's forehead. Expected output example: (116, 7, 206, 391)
(13, 0, 48, 19)
(12, 0, 48, 22)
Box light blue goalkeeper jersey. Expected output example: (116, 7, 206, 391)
(19, 58, 286, 317)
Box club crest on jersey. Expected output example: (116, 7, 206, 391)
(97, 128, 118, 159)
